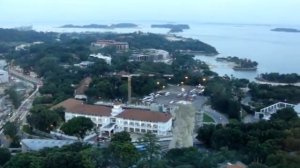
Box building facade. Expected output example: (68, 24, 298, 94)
(92, 40, 129, 51)
(255, 102, 300, 120)
(54, 99, 172, 137)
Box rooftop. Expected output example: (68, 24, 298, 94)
(53, 98, 172, 122)
(21, 139, 75, 151)
(53, 98, 112, 117)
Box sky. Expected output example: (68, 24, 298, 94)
(0, 0, 299, 26)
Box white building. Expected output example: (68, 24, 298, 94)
(92, 40, 129, 51)
(90, 53, 112, 65)
(0, 70, 9, 84)
(255, 102, 300, 120)
(130, 49, 172, 64)
(54, 99, 173, 137)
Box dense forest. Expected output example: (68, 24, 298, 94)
(197, 108, 300, 168)
(259, 73, 300, 83)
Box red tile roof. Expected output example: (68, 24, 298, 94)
(117, 109, 172, 123)
(53, 99, 111, 117)
(53, 99, 172, 123)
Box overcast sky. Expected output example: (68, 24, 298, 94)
(0, 0, 299, 26)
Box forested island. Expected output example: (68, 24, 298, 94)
(216, 56, 258, 71)
(256, 73, 300, 83)
(151, 24, 190, 33)
(271, 28, 300, 33)
(60, 23, 138, 29)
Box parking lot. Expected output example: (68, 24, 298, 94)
(142, 84, 208, 111)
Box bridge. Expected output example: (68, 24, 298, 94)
(255, 102, 295, 120)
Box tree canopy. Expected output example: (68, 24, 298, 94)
(60, 117, 94, 140)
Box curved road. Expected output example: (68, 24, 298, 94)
(203, 106, 229, 125)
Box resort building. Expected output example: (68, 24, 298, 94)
(92, 40, 129, 51)
(130, 49, 172, 64)
(54, 99, 173, 137)
(255, 102, 300, 120)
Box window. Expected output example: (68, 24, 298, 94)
(124, 121, 128, 125)
(135, 122, 140, 126)
(130, 122, 134, 126)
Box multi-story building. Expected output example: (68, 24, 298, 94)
(54, 99, 172, 137)
(92, 40, 129, 51)
(130, 49, 172, 64)
(255, 102, 300, 120)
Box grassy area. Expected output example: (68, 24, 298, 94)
(203, 113, 215, 123)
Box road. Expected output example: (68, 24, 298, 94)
(203, 106, 229, 125)
(0, 69, 41, 135)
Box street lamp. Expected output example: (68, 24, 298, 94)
(181, 81, 184, 85)
(156, 81, 160, 85)
(185, 76, 188, 80)
(203, 78, 206, 82)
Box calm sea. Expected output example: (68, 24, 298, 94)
(4, 22, 300, 80)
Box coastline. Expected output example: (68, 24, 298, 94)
(6, 22, 299, 80)
(254, 80, 300, 86)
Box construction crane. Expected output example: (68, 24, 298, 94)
(121, 73, 174, 104)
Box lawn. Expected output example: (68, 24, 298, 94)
(203, 113, 215, 123)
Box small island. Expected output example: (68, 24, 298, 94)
(256, 73, 300, 83)
(60, 23, 138, 29)
(271, 28, 300, 33)
(151, 24, 190, 33)
(216, 56, 258, 71)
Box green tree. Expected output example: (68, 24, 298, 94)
(44, 152, 84, 168)
(61, 117, 94, 140)
(27, 105, 62, 132)
(111, 131, 131, 143)
(80, 148, 106, 168)
(139, 133, 161, 168)
(0, 148, 11, 166)
(196, 124, 216, 147)
(3, 153, 44, 168)
(270, 108, 298, 122)
(108, 141, 140, 168)
(5, 86, 22, 108)
(3, 122, 18, 140)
